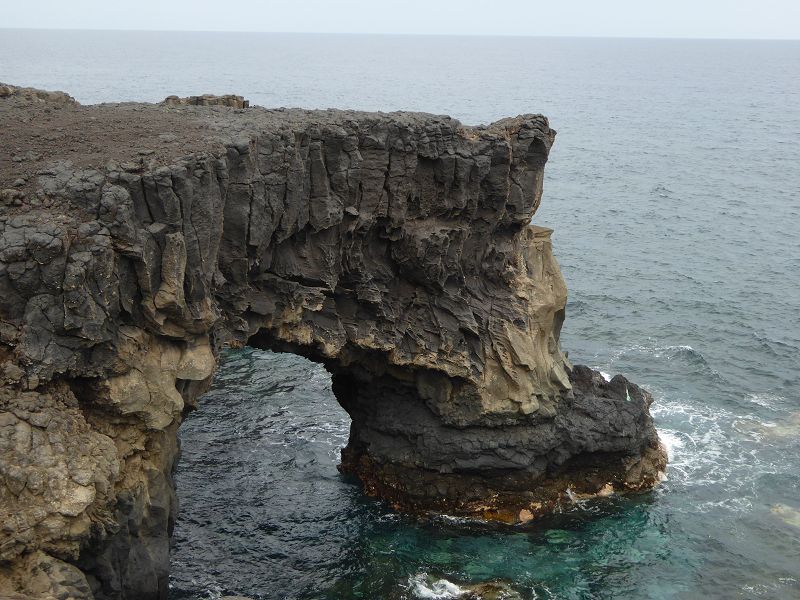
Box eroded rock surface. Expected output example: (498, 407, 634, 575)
(0, 85, 666, 599)
(162, 93, 249, 109)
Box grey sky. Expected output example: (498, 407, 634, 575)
(4, 0, 800, 39)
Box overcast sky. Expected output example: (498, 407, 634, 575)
(4, 0, 800, 39)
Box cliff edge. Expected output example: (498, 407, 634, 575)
(0, 84, 666, 599)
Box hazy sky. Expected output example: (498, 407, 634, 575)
(4, 0, 800, 39)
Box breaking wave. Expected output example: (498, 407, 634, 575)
(407, 574, 468, 600)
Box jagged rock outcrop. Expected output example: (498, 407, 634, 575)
(0, 83, 77, 106)
(162, 93, 249, 109)
(0, 84, 666, 599)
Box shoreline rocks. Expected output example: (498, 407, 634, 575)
(162, 93, 249, 109)
(0, 85, 666, 599)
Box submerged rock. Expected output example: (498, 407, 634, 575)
(771, 504, 800, 528)
(0, 85, 666, 598)
(736, 411, 800, 440)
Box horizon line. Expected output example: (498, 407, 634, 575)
(2, 26, 799, 42)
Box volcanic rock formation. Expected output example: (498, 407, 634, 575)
(0, 84, 666, 599)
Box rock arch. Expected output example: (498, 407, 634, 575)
(0, 87, 665, 599)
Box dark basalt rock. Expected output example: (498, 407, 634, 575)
(0, 85, 666, 599)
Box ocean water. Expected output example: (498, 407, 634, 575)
(2, 30, 799, 599)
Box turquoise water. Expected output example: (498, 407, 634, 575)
(2, 30, 799, 599)
(166, 347, 798, 599)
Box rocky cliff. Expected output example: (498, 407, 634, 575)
(0, 85, 666, 599)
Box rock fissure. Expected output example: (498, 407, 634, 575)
(0, 85, 666, 599)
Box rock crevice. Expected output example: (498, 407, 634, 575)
(0, 85, 666, 599)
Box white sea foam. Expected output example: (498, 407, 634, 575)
(649, 393, 796, 518)
(433, 514, 483, 526)
(599, 370, 611, 382)
(609, 342, 705, 363)
(657, 429, 684, 461)
(745, 392, 785, 409)
(565, 487, 580, 504)
(408, 573, 467, 599)
(654, 344, 693, 354)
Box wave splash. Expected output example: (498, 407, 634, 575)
(407, 573, 523, 600)
(408, 573, 467, 599)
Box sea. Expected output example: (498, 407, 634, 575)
(1, 29, 799, 600)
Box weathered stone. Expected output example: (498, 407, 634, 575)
(0, 550, 94, 599)
(0, 85, 666, 599)
(0, 83, 77, 106)
(162, 93, 249, 109)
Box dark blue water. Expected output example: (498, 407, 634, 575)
(2, 30, 799, 599)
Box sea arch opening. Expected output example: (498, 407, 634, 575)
(169, 346, 358, 598)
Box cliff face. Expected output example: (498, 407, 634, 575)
(0, 85, 666, 599)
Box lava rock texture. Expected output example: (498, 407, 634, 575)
(0, 84, 666, 599)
